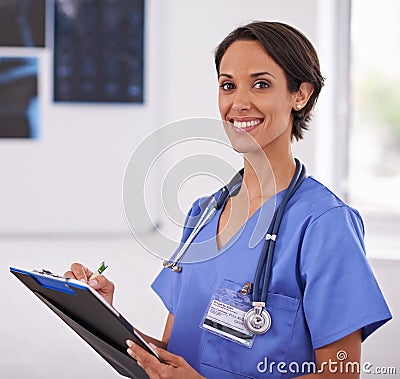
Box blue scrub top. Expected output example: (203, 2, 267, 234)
(152, 177, 392, 379)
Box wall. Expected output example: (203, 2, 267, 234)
(0, 0, 165, 234)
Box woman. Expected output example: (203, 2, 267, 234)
(66, 22, 391, 378)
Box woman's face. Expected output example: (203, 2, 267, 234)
(218, 40, 297, 155)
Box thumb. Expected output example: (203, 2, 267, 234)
(88, 275, 112, 291)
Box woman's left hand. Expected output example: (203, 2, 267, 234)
(126, 340, 205, 379)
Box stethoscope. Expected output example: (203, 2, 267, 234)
(163, 158, 306, 335)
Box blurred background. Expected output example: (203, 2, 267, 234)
(0, 0, 399, 378)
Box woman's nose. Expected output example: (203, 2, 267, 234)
(232, 88, 251, 111)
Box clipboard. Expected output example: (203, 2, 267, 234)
(10, 266, 159, 379)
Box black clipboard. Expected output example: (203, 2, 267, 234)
(10, 266, 158, 379)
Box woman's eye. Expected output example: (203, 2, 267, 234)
(254, 81, 270, 89)
(220, 82, 235, 91)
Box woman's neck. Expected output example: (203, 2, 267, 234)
(241, 149, 296, 201)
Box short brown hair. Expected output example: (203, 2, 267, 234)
(215, 21, 324, 141)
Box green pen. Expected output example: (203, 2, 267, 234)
(89, 261, 108, 280)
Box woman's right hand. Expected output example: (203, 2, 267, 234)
(64, 262, 115, 305)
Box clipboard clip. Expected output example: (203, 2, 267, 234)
(33, 269, 65, 279)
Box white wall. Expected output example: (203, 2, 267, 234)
(0, 0, 165, 233)
(0, 0, 328, 235)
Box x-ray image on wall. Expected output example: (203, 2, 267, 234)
(0, 0, 46, 47)
(54, 0, 144, 103)
(0, 57, 39, 138)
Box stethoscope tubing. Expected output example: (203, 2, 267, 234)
(253, 159, 306, 303)
(167, 197, 218, 270)
(165, 176, 238, 270)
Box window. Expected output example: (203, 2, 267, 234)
(349, 0, 400, 214)
(349, 0, 400, 259)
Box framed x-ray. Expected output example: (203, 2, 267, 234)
(0, 0, 46, 47)
(53, 0, 145, 103)
(0, 57, 39, 138)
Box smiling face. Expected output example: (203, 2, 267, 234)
(218, 40, 298, 155)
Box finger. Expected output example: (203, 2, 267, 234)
(127, 340, 163, 370)
(71, 262, 92, 282)
(149, 344, 182, 367)
(63, 270, 75, 279)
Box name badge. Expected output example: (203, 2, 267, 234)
(200, 279, 255, 348)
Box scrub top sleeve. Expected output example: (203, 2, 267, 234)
(151, 267, 182, 314)
(151, 196, 210, 314)
(300, 206, 392, 350)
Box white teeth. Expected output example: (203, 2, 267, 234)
(233, 119, 262, 128)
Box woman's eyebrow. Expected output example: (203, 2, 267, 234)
(218, 71, 275, 79)
(218, 73, 232, 79)
(250, 71, 275, 79)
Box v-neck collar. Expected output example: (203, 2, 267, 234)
(213, 189, 287, 253)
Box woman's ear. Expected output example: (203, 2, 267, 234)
(293, 82, 314, 111)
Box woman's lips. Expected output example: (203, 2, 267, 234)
(229, 118, 264, 132)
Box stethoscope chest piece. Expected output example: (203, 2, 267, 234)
(244, 302, 271, 335)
